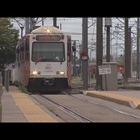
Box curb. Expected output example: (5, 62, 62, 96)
(136, 104, 140, 109)
(119, 85, 140, 90)
(80, 90, 137, 109)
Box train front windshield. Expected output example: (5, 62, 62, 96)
(32, 42, 65, 62)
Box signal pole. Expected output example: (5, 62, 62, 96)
(128, 27, 132, 78)
(105, 18, 112, 62)
(96, 18, 103, 90)
(53, 18, 57, 27)
(25, 18, 30, 34)
(137, 18, 140, 80)
(20, 26, 24, 38)
(30, 18, 34, 32)
(124, 18, 129, 84)
(30, 18, 38, 32)
(82, 18, 88, 90)
(42, 17, 44, 26)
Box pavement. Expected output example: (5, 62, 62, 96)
(1, 78, 140, 122)
(1, 86, 59, 122)
(82, 89, 140, 109)
(80, 78, 140, 109)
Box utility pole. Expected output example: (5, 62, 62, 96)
(42, 17, 44, 26)
(30, 18, 37, 32)
(30, 18, 34, 32)
(82, 18, 88, 90)
(116, 24, 119, 61)
(25, 18, 30, 34)
(124, 18, 129, 84)
(53, 18, 57, 27)
(96, 18, 103, 90)
(128, 27, 132, 78)
(105, 18, 112, 62)
(60, 23, 62, 30)
(20, 26, 24, 38)
(79, 44, 82, 79)
(137, 18, 140, 80)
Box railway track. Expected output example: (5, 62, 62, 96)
(69, 94, 140, 120)
(30, 90, 140, 122)
(61, 89, 140, 121)
(31, 94, 95, 122)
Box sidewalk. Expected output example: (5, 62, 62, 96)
(1, 87, 28, 122)
(1, 83, 140, 122)
(77, 77, 140, 109)
(81, 88, 140, 109)
(1, 86, 59, 122)
(1, 86, 28, 122)
(80, 81, 140, 109)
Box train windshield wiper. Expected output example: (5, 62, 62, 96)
(35, 58, 42, 64)
(35, 58, 54, 64)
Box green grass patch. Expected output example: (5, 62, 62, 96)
(18, 83, 31, 95)
(72, 76, 95, 84)
(47, 107, 55, 113)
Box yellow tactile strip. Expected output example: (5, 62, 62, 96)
(84, 90, 140, 108)
(10, 91, 57, 122)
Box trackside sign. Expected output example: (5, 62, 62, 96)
(98, 65, 111, 75)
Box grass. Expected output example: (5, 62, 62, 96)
(47, 107, 55, 113)
(72, 76, 95, 84)
(18, 83, 31, 94)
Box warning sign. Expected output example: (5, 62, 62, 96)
(98, 65, 111, 75)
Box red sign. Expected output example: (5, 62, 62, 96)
(80, 52, 88, 60)
(80, 52, 86, 57)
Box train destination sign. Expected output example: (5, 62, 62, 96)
(36, 35, 61, 41)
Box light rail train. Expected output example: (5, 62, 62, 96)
(13, 26, 72, 93)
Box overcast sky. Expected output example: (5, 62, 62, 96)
(12, 17, 138, 59)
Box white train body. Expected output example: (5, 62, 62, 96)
(14, 26, 72, 93)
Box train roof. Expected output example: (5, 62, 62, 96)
(31, 26, 64, 34)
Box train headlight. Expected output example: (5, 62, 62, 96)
(46, 28, 51, 33)
(60, 71, 65, 75)
(32, 70, 38, 75)
(32, 70, 41, 75)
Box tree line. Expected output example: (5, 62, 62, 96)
(0, 18, 19, 70)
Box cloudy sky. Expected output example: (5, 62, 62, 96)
(12, 17, 138, 59)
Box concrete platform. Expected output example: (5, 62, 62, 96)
(1, 86, 58, 122)
(81, 89, 140, 109)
